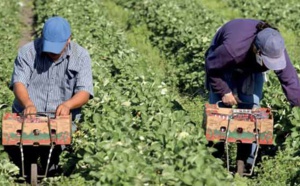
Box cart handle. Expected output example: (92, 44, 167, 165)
(225, 112, 260, 176)
(215, 101, 255, 109)
(19, 112, 56, 178)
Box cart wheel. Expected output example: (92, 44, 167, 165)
(237, 160, 244, 176)
(31, 163, 38, 186)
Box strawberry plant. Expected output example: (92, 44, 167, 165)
(33, 0, 232, 185)
(0, 0, 24, 184)
(1, 0, 299, 185)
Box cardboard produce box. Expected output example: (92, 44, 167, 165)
(203, 103, 273, 145)
(2, 113, 72, 146)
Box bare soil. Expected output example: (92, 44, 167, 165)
(18, 0, 34, 48)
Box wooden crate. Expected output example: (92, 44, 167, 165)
(203, 103, 273, 145)
(2, 113, 72, 146)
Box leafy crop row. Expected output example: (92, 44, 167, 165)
(33, 0, 234, 185)
(1, 0, 299, 185)
(113, 0, 225, 96)
(0, 0, 24, 184)
(112, 0, 300, 184)
(224, 0, 300, 37)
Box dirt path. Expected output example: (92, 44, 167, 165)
(18, 0, 34, 48)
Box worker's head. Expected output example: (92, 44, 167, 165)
(42, 16, 71, 60)
(254, 28, 286, 70)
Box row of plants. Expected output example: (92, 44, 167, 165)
(1, 0, 299, 185)
(109, 0, 300, 185)
(0, 0, 25, 185)
(113, 0, 225, 96)
(0, 0, 21, 107)
(224, 0, 300, 38)
(32, 0, 235, 185)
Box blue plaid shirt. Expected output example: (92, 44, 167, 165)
(10, 38, 94, 119)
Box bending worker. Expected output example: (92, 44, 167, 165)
(205, 18, 300, 174)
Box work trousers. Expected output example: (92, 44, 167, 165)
(208, 72, 264, 166)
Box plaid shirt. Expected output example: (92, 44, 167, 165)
(10, 38, 94, 119)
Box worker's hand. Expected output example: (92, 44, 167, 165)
(222, 92, 241, 106)
(23, 104, 37, 118)
(56, 103, 71, 116)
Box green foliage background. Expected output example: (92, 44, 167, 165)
(0, 0, 299, 185)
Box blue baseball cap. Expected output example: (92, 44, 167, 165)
(42, 16, 71, 54)
(254, 28, 286, 70)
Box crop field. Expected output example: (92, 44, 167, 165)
(0, 0, 300, 185)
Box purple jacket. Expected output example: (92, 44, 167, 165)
(205, 19, 300, 106)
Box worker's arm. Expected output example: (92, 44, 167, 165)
(56, 91, 90, 116)
(13, 82, 37, 115)
(275, 50, 300, 107)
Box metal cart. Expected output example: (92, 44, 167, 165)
(2, 112, 72, 185)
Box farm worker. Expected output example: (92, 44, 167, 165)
(204, 19, 300, 174)
(6, 16, 94, 177)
